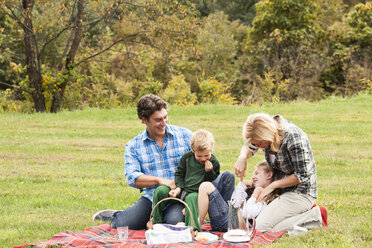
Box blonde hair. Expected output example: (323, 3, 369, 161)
(191, 129, 215, 152)
(243, 113, 284, 152)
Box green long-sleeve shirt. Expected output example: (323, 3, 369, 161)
(175, 151, 220, 194)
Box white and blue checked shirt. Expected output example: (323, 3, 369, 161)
(125, 125, 192, 202)
(249, 115, 318, 198)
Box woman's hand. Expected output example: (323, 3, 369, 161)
(235, 156, 247, 181)
(235, 145, 253, 180)
(257, 184, 275, 202)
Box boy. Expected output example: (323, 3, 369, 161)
(151, 129, 220, 231)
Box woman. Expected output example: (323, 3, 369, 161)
(234, 113, 325, 232)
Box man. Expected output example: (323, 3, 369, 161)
(93, 94, 192, 229)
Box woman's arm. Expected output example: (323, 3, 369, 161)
(257, 174, 299, 202)
(234, 145, 255, 180)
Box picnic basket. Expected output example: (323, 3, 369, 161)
(146, 197, 195, 244)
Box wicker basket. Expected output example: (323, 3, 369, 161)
(147, 197, 195, 240)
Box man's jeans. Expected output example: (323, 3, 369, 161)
(110, 197, 184, 229)
(111, 171, 235, 230)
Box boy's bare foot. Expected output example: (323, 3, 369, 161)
(146, 220, 152, 229)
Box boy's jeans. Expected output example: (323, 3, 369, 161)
(208, 171, 235, 232)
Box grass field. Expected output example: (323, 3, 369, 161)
(1, 94, 371, 247)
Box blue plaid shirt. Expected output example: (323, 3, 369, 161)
(125, 125, 192, 202)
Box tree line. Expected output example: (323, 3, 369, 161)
(0, 0, 371, 113)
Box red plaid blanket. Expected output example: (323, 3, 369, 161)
(14, 224, 284, 248)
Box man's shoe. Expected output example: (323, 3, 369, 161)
(319, 206, 328, 227)
(92, 209, 117, 221)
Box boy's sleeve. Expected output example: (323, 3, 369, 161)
(205, 155, 220, 181)
(175, 153, 187, 189)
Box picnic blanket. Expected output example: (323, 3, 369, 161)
(14, 224, 285, 248)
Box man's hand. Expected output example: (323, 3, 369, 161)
(158, 178, 176, 190)
(169, 187, 181, 198)
(205, 160, 213, 172)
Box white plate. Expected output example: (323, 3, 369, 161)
(223, 232, 251, 243)
(195, 232, 219, 242)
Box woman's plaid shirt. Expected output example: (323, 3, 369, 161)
(250, 115, 318, 198)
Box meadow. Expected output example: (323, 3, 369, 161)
(1, 94, 371, 247)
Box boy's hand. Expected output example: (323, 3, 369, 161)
(205, 160, 213, 172)
(169, 187, 181, 198)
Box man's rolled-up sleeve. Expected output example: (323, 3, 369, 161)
(124, 143, 143, 188)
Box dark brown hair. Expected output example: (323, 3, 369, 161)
(136, 94, 169, 120)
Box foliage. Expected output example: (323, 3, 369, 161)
(0, 88, 33, 113)
(346, 2, 372, 57)
(0, 0, 371, 112)
(241, 0, 328, 102)
(243, 70, 289, 105)
(360, 78, 372, 94)
(319, 2, 371, 96)
(0, 13, 24, 89)
(197, 77, 237, 104)
(160, 75, 196, 106)
(195, 12, 239, 84)
(189, 0, 259, 25)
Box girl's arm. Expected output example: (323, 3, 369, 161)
(257, 174, 299, 202)
(241, 188, 266, 220)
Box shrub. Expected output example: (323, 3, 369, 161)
(160, 75, 196, 106)
(0, 88, 34, 113)
(197, 77, 237, 104)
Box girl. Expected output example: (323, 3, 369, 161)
(238, 161, 279, 220)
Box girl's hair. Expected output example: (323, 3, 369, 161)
(243, 113, 284, 153)
(247, 161, 280, 204)
(191, 129, 215, 152)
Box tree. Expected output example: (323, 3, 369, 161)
(188, 0, 259, 25)
(0, 13, 23, 90)
(0, 0, 164, 112)
(242, 0, 328, 101)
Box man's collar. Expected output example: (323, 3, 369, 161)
(142, 129, 152, 141)
(141, 125, 174, 142)
(165, 125, 175, 136)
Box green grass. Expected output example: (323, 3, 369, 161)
(1, 94, 371, 247)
